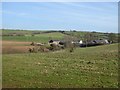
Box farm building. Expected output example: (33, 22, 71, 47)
(80, 39, 110, 47)
(49, 39, 83, 46)
(71, 40, 83, 46)
(92, 39, 109, 44)
(71, 40, 83, 44)
(48, 39, 110, 48)
(48, 40, 65, 46)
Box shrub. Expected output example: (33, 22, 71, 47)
(31, 34, 35, 36)
(51, 44, 62, 51)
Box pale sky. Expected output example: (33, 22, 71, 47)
(1, 2, 118, 33)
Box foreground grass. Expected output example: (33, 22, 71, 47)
(2, 44, 118, 88)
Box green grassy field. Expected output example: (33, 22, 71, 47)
(2, 29, 119, 88)
(2, 29, 115, 43)
(3, 44, 118, 88)
(2, 32, 65, 43)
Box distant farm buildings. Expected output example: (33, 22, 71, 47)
(49, 40, 65, 46)
(29, 39, 112, 53)
(80, 39, 110, 47)
(48, 39, 110, 48)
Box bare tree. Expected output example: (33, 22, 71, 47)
(108, 33, 118, 43)
(63, 35, 77, 52)
(84, 32, 98, 47)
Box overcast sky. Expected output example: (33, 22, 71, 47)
(2, 2, 118, 33)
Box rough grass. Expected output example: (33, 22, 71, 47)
(2, 44, 118, 88)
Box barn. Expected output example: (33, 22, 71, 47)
(80, 39, 109, 47)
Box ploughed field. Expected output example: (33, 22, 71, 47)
(2, 40, 34, 54)
(2, 41, 118, 88)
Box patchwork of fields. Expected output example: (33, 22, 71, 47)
(2, 32, 66, 54)
(2, 31, 65, 43)
(2, 30, 119, 88)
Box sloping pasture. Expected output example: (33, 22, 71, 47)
(2, 44, 118, 88)
(2, 32, 65, 43)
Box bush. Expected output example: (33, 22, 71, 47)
(29, 45, 50, 53)
(49, 44, 61, 51)
(29, 47, 38, 53)
(31, 34, 35, 36)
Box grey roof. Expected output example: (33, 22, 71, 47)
(93, 39, 107, 43)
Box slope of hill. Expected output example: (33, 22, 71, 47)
(2, 44, 118, 88)
(2, 30, 65, 43)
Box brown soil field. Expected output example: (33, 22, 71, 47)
(2, 40, 34, 54)
(2, 40, 31, 46)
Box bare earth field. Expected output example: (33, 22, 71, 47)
(2, 30, 119, 88)
(2, 40, 31, 46)
(2, 40, 34, 54)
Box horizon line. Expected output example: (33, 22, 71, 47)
(1, 28, 118, 33)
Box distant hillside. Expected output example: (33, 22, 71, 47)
(2, 29, 119, 43)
